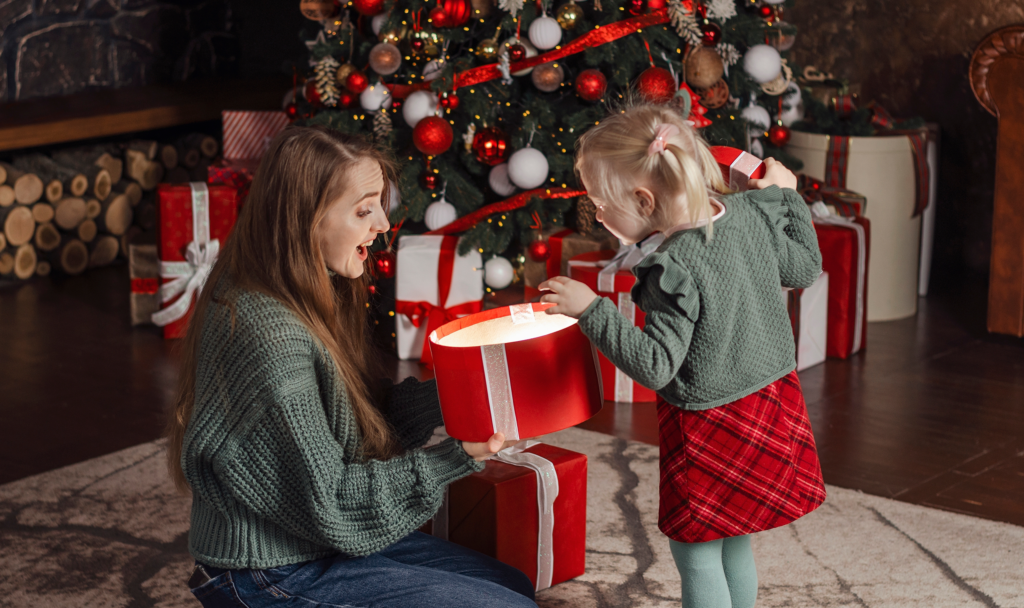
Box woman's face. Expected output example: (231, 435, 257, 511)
(318, 159, 390, 279)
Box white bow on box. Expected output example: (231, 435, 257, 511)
(151, 182, 221, 328)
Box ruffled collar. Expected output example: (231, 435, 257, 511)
(663, 199, 726, 237)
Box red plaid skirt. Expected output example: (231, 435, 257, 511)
(658, 371, 826, 543)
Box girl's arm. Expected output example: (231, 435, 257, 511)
(377, 377, 444, 451)
(747, 185, 822, 289)
(541, 253, 698, 391)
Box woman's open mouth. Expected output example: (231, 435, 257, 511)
(356, 239, 374, 261)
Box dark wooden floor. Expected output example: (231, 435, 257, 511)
(1, 265, 1022, 527)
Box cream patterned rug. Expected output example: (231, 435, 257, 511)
(1, 427, 1021, 607)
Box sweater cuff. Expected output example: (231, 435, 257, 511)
(419, 437, 485, 488)
(577, 296, 617, 339)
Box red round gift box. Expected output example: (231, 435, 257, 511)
(428, 302, 604, 442)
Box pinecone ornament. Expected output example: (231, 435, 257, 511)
(315, 55, 341, 107)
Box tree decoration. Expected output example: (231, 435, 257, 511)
(529, 14, 563, 50)
(502, 37, 537, 75)
(767, 21, 796, 51)
(410, 29, 442, 57)
(715, 42, 741, 72)
(373, 250, 397, 278)
(498, 0, 525, 18)
(429, 5, 449, 27)
(369, 42, 402, 75)
(402, 90, 439, 128)
(304, 80, 322, 106)
(508, 42, 527, 62)
(422, 172, 439, 189)
(700, 21, 722, 46)
(371, 12, 388, 36)
(353, 0, 385, 16)
(636, 66, 677, 104)
(507, 147, 549, 189)
(696, 79, 729, 109)
(556, 1, 584, 29)
(489, 163, 517, 196)
(484, 256, 515, 289)
(684, 47, 724, 90)
(360, 81, 393, 110)
(531, 61, 565, 92)
(527, 239, 551, 262)
(424, 197, 458, 230)
(442, 0, 472, 27)
(476, 36, 501, 59)
(413, 116, 454, 155)
(471, 0, 494, 18)
(316, 55, 342, 107)
(743, 44, 782, 83)
(767, 122, 791, 147)
(286, 102, 299, 120)
(575, 69, 607, 101)
(706, 0, 736, 21)
(336, 62, 357, 86)
(473, 126, 510, 165)
(345, 70, 369, 93)
(440, 92, 459, 109)
(423, 59, 445, 81)
(338, 90, 357, 108)
(373, 110, 393, 141)
(741, 102, 771, 137)
(300, 0, 336, 20)
(668, 0, 703, 47)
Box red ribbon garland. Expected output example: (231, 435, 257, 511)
(423, 187, 586, 236)
(388, 9, 671, 100)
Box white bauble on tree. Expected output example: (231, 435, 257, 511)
(484, 256, 515, 290)
(762, 0, 785, 4)
(360, 81, 393, 110)
(371, 13, 388, 35)
(742, 44, 782, 84)
(528, 15, 562, 50)
(424, 199, 457, 231)
(423, 59, 445, 81)
(741, 104, 771, 137)
(385, 180, 400, 215)
(402, 90, 439, 127)
(489, 163, 517, 196)
(507, 148, 549, 189)
(780, 81, 804, 127)
(750, 139, 765, 159)
(501, 37, 538, 76)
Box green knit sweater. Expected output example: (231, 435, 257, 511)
(578, 185, 822, 410)
(182, 280, 483, 568)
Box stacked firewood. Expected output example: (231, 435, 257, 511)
(0, 133, 218, 280)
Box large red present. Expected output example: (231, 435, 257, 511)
(522, 227, 618, 288)
(567, 234, 666, 403)
(221, 111, 290, 160)
(428, 302, 603, 442)
(430, 442, 587, 591)
(208, 158, 258, 206)
(813, 210, 871, 359)
(154, 183, 239, 339)
(710, 146, 766, 192)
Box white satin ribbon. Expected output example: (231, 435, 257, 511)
(481, 343, 520, 442)
(594, 233, 666, 293)
(810, 203, 866, 354)
(614, 293, 635, 402)
(151, 182, 220, 327)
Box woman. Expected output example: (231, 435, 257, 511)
(167, 126, 535, 607)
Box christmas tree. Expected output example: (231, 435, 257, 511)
(294, 0, 802, 289)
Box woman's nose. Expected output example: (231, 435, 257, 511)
(373, 206, 390, 234)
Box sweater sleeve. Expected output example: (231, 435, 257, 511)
(576, 252, 698, 391)
(746, 185, 823, 289)
(378, 377, 445, 450)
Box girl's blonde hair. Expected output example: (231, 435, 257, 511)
(575, 103, 726, 239)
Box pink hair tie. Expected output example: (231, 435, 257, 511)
(647, 123, 680, 156)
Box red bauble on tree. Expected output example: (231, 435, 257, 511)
(304, 80, 322, 106)
(440, 92, 460, 109)
(768, 123, 792, 146)
(508, 42, 527, 62)
(353, 0, 384, 16)
(411, 39, 425, 52)
(442, 0, 471, 26)
(338, 90, 357, 108)
(700, 21, 722, 46)
(575, 69, 607, 102)
(422, 172, 439, 189)
(345, 70, 368, 94)
(429, 6, 449, 27)
(635, 67, 677, 104)
(285, 102, 299, 120)
(414, 116, 454, 156)
(472, 126, 510, 166)
(527, 239, 551, 262)
(373, 250, 396, 278)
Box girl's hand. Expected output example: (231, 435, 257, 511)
(748, 157, 797, 191)
(462, 433, 519, 462)
(538, 276, 598, 319)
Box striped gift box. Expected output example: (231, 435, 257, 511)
(221, 111, 290, 160)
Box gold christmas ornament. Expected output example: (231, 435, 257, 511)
(379, 23, 409, 44)
(476, 36, 500, 59)
(471, 0, 494, 18)
(300, 0, 335, 20)
(369, 42, 403, 75)
(685, 47, 724, 90)
(531, 61, 564, 92)
(336, 62, 358, 86)
(556, 1, 584, 29)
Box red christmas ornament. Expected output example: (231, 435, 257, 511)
(508, 42, 527, 62)
(646, 0, 666, 9)
(700, 21, 722, 46)
(629, 0, 643, 14)
(527, 239, 551, 262)
(338, 90, 357, 109)
(429, 6, 449, 27)
(304, 80, 322, 106)
(472, 126, 510, 166)
(758, 4, 773, 18)
(768, 123, 792, 147)
(422, 172, 439, 189)
(285, 102, 299, 120)
(412, 39, 425, 52)
(635, 67, 677, 104)
(575, 69, 607, 102)
(345, 70, 369, 94)
(442, 0, 471, 26)
(413, 116, 454, 156)
(373, 250, 397, 278)
(353, 0, 384, 16)
(440, 92, 460, 109)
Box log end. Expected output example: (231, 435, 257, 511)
(14, 244, 37, 279)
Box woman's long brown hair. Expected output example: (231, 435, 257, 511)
(166, 125, 399, 493)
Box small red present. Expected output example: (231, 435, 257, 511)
(813, 212, 871, 359)
(221, 111, 290, 160)
(154, 183, 239, 339)
(208, 158, 258, 206)
(522, 227, 618, 288)
(798, 175, 867, 218)
(567, 234, 665, 403)
(710, 146, 766, 192)
(430, 442, 587, 591)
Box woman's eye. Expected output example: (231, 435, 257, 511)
(358, 209, 372, 218)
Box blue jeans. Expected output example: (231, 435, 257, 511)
(189, 531, 537, 607)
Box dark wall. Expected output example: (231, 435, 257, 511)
(790, 1, 1024, 280)
(229, 0, 307, 78)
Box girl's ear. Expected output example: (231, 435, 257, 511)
(635, 187, 656, 218)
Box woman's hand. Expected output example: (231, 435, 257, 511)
(462, 433, 520, 462)
(748, 157, 797, 191)
(538, 276, 598, 318)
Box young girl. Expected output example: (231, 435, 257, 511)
(540, 104, 827, 608)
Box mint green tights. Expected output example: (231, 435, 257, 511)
(669, 535, 757, 608)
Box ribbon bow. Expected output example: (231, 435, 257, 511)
(596, 233, 666, 292)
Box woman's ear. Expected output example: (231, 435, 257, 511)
(635, 187, 656, 218)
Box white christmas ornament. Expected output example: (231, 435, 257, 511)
(371, 13, 388, 35)
(500, 37, 538, 76)
(741, 104, 771, 137)
(762, 0, 786, 4)
(750, 139, 765, 159)
(402, 90, 439, 128)
(484, 256, 515, 289)
(360, 82, 393, 110)
(507, 147, 549, 189)
(528, 15, 562, 50)
(488, 163, 517, 196)
(743, 44, 782, 84)
(385, 180, 400, 215)
(423, 59, 445, 81)
(780, 81, 804, 127)
(424, 199, 457, 231)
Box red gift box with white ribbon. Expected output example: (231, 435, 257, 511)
(428, 302, 604, 442)
(430, 441, 587, 592)
(154, 183, 238, 339)
(221, 111, 290, 160)
(812, 208, 871, 359)
(710, 146, 766, 192)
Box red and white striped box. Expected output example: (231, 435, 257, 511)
(221, 111, 290, 160)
